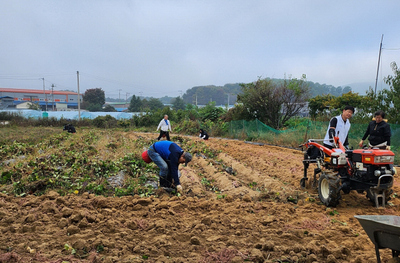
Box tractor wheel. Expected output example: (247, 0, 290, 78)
(318, 172, 341, 207)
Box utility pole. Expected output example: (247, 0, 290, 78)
(119, 89, 122, 100)
(375, 34, 384, 95)
(51, 84, 55, 111)
(77, 71, 81, 121)
(126, 92, 130, 102)
(42, 78, 47, 111)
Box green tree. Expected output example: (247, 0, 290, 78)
(308, 94, 335, 119)
(199, 102, 226, 122)
(352, 88, 384, 122)
(83, 88, 105, 105)
(182, 85, 240, 105)
(383, 62, 400, 123)
(159, 96, 173, 104)
(128, 95, 142, 112)
(184, 103, 200, 121)
(309, 91, 365, 120)
(172, 96, 186, 110)
(238, 77, 309, 129)
(142, 98, 164, 111)
(222, 103, 253, 122)
(329, 91, 363, 110)
(82, 88, 105, 111)
(359, 62, 400, 123)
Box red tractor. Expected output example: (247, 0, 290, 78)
(300, 136, 396, 208)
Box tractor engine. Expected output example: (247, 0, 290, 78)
(350, 149, 396, 183)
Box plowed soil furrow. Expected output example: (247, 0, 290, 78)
(1, 132, 400, 262)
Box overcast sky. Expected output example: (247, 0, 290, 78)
(1, 1, 400, 99)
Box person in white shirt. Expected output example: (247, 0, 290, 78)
(323, 106, 355, 149)
(157, 115, 172, 141)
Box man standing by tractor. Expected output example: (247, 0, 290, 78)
(323, 105, 355, 149)
(147, 140, 192, 193)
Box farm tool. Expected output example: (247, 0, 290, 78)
(355, 215, 400, 262)
(300, 136, 396, 208)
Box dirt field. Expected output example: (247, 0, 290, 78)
(1, 133, 400, 263)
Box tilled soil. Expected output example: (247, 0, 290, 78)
(1, 134, 400, 263)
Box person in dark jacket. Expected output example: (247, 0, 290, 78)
(359, 110, 391, 150)
(199, 129, 209, 140)
(147, 141, 192, 193)
(63, 123, 76, 133)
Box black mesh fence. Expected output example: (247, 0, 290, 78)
(228, 119, 400, 164)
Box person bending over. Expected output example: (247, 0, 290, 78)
(147, 141, 192, 193)
(199, 129, 209, 140)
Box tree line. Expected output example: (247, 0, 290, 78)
(309, 62, 400, 124)
(81, 61, 400, 128)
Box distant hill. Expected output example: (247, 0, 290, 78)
(182, 83, 241, 106)
(182, 79, 357, 106)
(344, 81, 390, 95)
(106, 80, 392, 105)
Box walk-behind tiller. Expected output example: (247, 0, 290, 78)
(300, 136, 396, 208)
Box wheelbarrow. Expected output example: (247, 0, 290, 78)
(355, 215, 400, 263)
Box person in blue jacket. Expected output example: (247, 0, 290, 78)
(147, 140, 192, 193)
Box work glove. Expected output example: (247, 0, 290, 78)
(386, 146, 391, 151)
(358, 140, 364, 148)
(176, 185, 183, 194)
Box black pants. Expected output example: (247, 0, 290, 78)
(158, 130, 170, 141)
